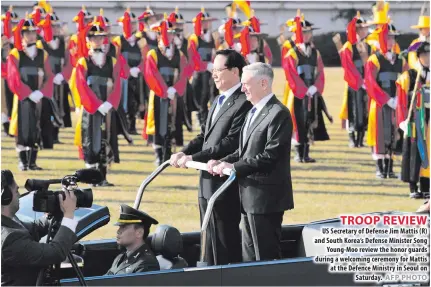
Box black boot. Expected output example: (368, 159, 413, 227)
(382, 158, 390, 179)
(18, 151, 28, 171)
(28, 149, 43, 170)
(348, 132, 356, 148)
(128, 116, 138, 135)
(97, 166, 114, 187)
(155, 148, 163, 166)
(303, 144, 316, 163)
(3, 122, 12, 137)
(53, 127, 62, 144)
(387, 159, 398, 179)
(409, 182, 423, 199)
(294, 145, 304, 163)
(357, 131, 365, 147)
(376, 159, 385, 178)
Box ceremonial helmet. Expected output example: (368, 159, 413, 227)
(241, 10, 268, 36)
(168, 7, 191, 25)
(138, 6, 163, 22)
(150, 13, 181, 46)
(286, 10, 319, 33)
(97, 9, 111, 27)
(411, 4, 430, 30)
(87, 23, 108, 37)
(2, 6, 19, 23)
(20, 17, 38, 33)
(387, 22, 400, 36)
(371, 0, 390, 25)
(72, 5, 93, 23)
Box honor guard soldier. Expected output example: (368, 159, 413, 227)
(113, 9, 145, 135)
(365, 23, 408, 179)
(138, 6, 163, 51)
(97, 9, 117, 58)
(188, 8, 218, 125)
(279, 17, 297, 106)
(168, 9, 194, 146)
(144, 16, 187, 165)
(338, 12, 372, 148)
(396, 41, 430, 198)
(73, 23, 126, 186)
(7, 17, 54, 170)
(38, 12, 73, 145)
(1, 7, 19, 136)
(407, 6, 430, 69)
(106, 204, 160, 275)
(283, 10, 326, 163)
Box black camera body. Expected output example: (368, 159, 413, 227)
(33, 188, 93, 215)
(25, 169, 102, 216)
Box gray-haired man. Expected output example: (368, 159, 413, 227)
(209, 63, 294, 262)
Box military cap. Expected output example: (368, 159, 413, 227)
(115, 204, 159, 226)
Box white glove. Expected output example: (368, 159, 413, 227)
(206, 62, 214, 73)
(167, 87, 176, 100)
(53, 73, 64, 85)
(29, 90, 43, 103)
(97, 102, 113, 115)
(130, 67, 141, 78)
(387, 97, 397, 110)
(399, 120, 408, 133)
(306, 85, 318, 97)
(361, 84, 366, 90)
(246, 53, 257, 64)
(75, 107, 81, 114)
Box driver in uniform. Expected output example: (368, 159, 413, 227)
(106, 204, 160, 275)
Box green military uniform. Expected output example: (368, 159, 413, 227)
(106, 204, 160, 275)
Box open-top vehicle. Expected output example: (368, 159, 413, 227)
(17, 161, 427, 286)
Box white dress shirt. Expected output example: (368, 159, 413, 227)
(242, 93, 274, 144)
(211, 82, 241, 124)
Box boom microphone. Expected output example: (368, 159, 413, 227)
(73, 169, 103, 184)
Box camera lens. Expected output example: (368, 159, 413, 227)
(75, 188, 93, 208)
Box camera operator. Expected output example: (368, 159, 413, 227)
(1, 170, 78, 286)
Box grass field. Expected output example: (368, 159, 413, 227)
(1, 67, 421, 240)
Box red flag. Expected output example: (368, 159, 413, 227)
(13, 19, 25, 51)
(160, 20, 169, 47)
(123, 12, 132, 39)
(39, 15, 53, 42)
(346, 16, 358, 45)
(32, 8, 41, 25)
(2, 11, 12, 39)
(139, 22, 144, 32)
(224, 18, 234, 47)
(379, 23, 389, 54)
(194, 12, 203, 37)
(294, 16, 303, 44)
(249, 16, 260, 33)
(76, 10, 85, 32)
(240, 26, 250, 56)
(168, 12, 177, 24)
(77, 24, 91, 58)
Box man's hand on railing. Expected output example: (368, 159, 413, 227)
(213, 162, 234, 177)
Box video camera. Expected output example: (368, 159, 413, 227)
(24, 169, 103, 216)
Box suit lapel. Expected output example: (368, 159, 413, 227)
(205, 98, 218, 134)
(206, 88, 241, 136)
(241, 97, 275, 155)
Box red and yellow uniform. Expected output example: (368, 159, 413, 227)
(283, 11, 326, 163)
(144, 19, 188, 165)
(396, 42, 430, 197)
(365, 23, 409, 178)
(7, 18, 54, 170)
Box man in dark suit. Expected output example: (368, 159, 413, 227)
(106, 204, 160, 275)
(170, 49, 252, 265)
(210, 62, 294, 262)
(1, 170, 78, 286)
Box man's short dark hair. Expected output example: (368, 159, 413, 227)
(215, 49, 247, 77)
(1, 170, 14, 192)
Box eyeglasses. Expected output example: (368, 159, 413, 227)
(211, 67, 229, 74)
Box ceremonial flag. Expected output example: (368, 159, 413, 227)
(234, 0, 251, 18)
